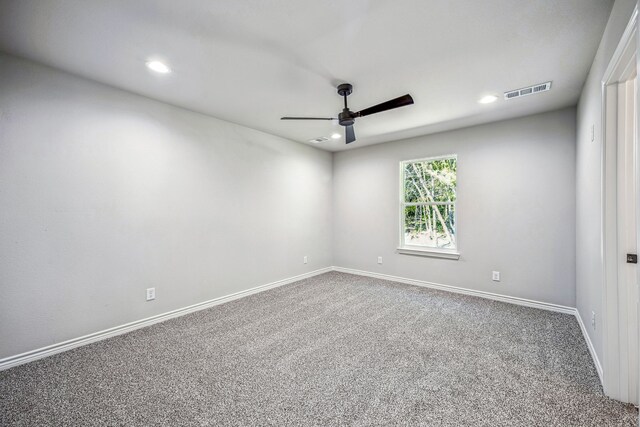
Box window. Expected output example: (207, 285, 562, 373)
(399, 155, 458, 257)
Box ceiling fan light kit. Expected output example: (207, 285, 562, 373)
(281, 83, 414, 145)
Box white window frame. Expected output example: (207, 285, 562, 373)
(397, 154, 460, 260)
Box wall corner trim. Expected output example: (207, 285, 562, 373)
(0, 267, 332, 371)
(575, 309, 604, 383)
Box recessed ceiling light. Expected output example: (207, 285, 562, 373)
(146, 60, 171, 74)
(331, 133, 341, 139)
(478, 95, 498, 104)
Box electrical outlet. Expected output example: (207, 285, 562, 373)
(303, 256, 308, 264)
(492, 271, 500, 282)
(146, 288, 155, 301)
(377, 256, 383, 264)
(591, 311, 596, 329)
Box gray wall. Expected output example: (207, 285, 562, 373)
(333, 108, 576, 307)
(3, 13, 619, 360)
(576, 0, 637, 363)
(0, 54, 333, 359)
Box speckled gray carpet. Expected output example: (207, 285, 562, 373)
(1, 272, 637, 426)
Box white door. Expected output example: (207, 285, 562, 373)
(617, 75, 639, 406)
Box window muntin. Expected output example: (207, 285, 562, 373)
(400, 156, 457, 251)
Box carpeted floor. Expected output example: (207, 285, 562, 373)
(1, 272, 637, 426)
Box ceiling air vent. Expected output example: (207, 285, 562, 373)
(308, 136, 329, 144)
(504, 81, 551, 100)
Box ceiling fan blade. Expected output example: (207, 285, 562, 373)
(345, 125, 356, 144)
(356, 94, 414, 117)
(280, 117, 335, 120)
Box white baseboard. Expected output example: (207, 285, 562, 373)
(0, 267, 332, 371)
(333, 266, 605, 386)
(332, 266, 576, 314)
(2, 265, 605, 389)
(575, 309, 604, 383)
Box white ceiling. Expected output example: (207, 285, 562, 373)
(0, 0, 613, 151)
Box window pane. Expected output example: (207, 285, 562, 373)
(403, 204, 456, 249)
(403, 158, 456, 203)
(403, 162, 429, 203)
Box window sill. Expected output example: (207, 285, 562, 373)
(396, 247, 460, 260)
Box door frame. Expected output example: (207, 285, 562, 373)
(601, 4, 639, 404)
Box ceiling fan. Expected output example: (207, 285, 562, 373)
(281, 83, 414, 144)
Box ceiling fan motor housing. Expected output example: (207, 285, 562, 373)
(338, 110, 355, 126)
